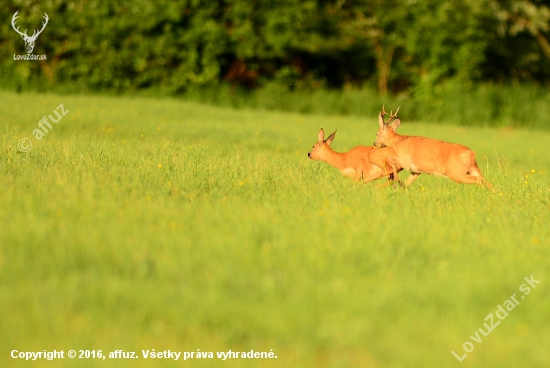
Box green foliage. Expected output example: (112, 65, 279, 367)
(1, 0, 550, 95)
(1, 91, 549, 367)
(2, 0, 229, 93)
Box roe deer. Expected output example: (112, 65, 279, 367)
(373, 106, 493, 190)
(308, 128, 399, 183)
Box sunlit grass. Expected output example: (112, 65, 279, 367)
(0, 91, 549, 367)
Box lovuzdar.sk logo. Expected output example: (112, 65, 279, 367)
(11, 10, 48, 61)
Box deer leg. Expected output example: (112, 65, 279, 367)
(483, 179, 495, 191)
(453, 165, 487, 185)
(375, 180, 392, 189)
(362, 166, 384, 183)
(452, 173, 495, 191)
(391, 164, 401, 182)
(472, 173, 495, 191)
(375, 170, 399, 188)
(451, 174, 482, 184)
(361, 166, 394, 188)
(354, 168, 363, 182)
(468, 166, 495, 191)
(405, 173, 420, 187)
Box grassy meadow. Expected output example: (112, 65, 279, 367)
(0, 90, 549, 368)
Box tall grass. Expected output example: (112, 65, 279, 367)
(0, 91, 549, 367)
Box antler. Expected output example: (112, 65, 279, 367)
(378, 105, 388, 125)
(11, 11, 48, 41)
(386, 106, 400, 125)
(11, 11, 28, 38)
(28, 13, 49, 41)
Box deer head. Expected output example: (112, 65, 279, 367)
(11, 11, 49, 54)
(308, 128, 337, 161)
(374, 105, 401, 148)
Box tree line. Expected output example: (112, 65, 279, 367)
(1, 0, 550, 95)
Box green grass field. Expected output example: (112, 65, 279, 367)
(0, 90, 549, 368)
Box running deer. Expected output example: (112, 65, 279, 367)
(373, 106, 493, 190)
(308, 128, 399, 183)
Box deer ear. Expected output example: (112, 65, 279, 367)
(391, 118, 401, 131)
(318, 128, 325, 143)
(325, 130, 336, 146)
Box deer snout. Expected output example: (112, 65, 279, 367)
(307, 152, 311, 158)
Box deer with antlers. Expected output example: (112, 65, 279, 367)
(11, 11, 49, 54)
(373, 106, 493, 190)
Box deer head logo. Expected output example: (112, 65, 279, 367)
(11, 11, 49, 54)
